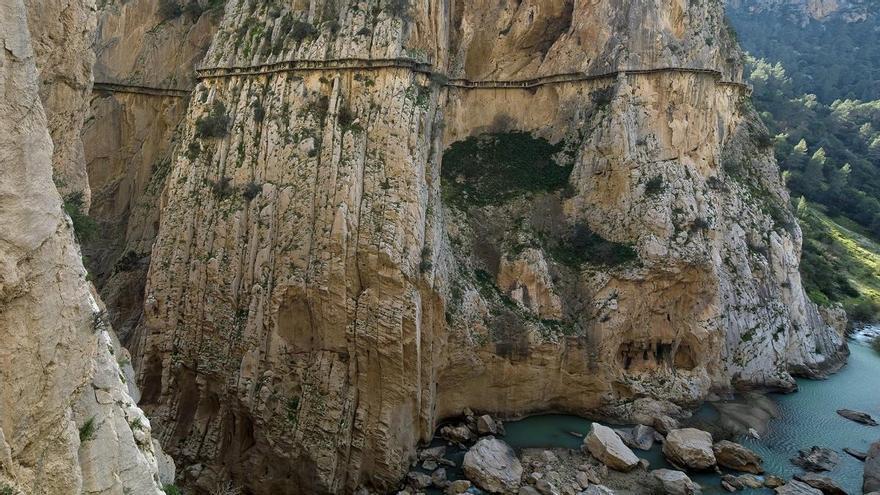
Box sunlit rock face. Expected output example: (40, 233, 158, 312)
(0, 0, 168, 493)
(71, 0, 846, 492)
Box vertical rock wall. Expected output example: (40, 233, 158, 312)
(0, 0, 169, 493)
(72, 0, 849, 493)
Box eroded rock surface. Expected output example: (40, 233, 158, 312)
(462, 438, 522, 494)
(68, 0, 850, 492)
(663, 429, 716, 471)
(0, 1, 167, 492)
(585, 423, 640, 472)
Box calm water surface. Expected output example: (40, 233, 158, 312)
(501, 337, 880, 494)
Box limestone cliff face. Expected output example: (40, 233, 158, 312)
(22, 0, 96, 208)
(0, 0, 169, 493)
(83, 0, 221, 347)
(96, 0, 847, 493)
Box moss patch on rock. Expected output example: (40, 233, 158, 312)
(441, 132, 571, 207)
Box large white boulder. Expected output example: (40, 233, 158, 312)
(662, 428, 716, 470)
(584, 423, 640, 472)
(653, 469, 702, 495)
(462, 437, 522, 493)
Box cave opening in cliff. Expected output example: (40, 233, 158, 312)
(616, 340, 696, 372)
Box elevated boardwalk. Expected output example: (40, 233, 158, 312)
(93, 58, 750, 98)
(92, 82, 192, 98)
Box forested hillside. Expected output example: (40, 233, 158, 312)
(727, 1, 880, 322)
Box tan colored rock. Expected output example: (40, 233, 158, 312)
(97, 0, 846, 492)
(584, 424, 640, 472)
(713, 440, 764, 474)
(462, 438, 522, 493)
(0, 2, 167, 493)
(663, 429, 716, 470)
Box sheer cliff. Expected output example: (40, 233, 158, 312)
(75, 0, 849, 493)
(0, 0, 171, 493)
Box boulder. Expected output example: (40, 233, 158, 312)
(631, 424, 657, 450)
(713, 440, 764, 474)
(836, 409, 878, 426)
(765, 476, 785, 488)
(419, 445, 446, 461)
(736, 475, 765, 489)
(478, 414, 504, 436)
(791, 447, 839, 472)
(794, 473, 847, 495)
(581, 485, 615, 495)
(422, 459, 438, 471)
(663, 429, 716, 470)
(440, 424, 474, 444)
(535, 479, 559, 495)
(652, 469, 702, 495)
(775, 480, 824, 495)
(654, 415, 679, 435)
(721, 474, 743, 490)
(844, 447, 868, 461)
(575, 471, 591, 489)
(432, 468, 448, 487)
(407, 471, 432, 489)
(520, 487, 541, 495)
(584, 423, 640, 472)
(447, 479, 472, 494)
(462, 437, 523, 493)
(866, 441, 880, 493)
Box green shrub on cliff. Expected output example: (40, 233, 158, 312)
(63, 192, 98, 242)
(196, 101, 230, 139)
(441, 132, 570, 207)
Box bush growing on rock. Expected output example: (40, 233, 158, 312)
(290, 20, 317, 42)
(196, 101, 230, 138)
(63, 192, 98, 242)
(157, 0, 182, 20)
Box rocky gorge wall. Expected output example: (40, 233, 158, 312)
(0, 0, 171, 493)
(76, 0, 850, 493)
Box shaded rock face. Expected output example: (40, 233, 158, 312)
(866, 442, 880, 494)
(72, 0, 845, 492)
(0, 0, 167, 492)
(81, 0, 222, 353)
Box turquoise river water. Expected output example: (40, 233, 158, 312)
(499, 337, 880, 494)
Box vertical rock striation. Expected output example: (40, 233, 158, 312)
(0, 0, 169, 493)
(72, 0, 848, 492)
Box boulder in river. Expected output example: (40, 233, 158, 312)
(844, 447, 868, 461)
(794, 473, 847, 495)
(631, 424, 658, 450)
(462, 437, 522, 493)
(791, 446, 839, 472)
(713, 440, 764, 474)
(836, 409, 878, 426)
(477, 414, 504, 436)
(653, 469, 702, 495)
(446, 479, 471, 494)
(663, 428, 717, 470)
(866, 441, 880, 493)
(775, 480, 824, 495)
(440, 424, 474, 444)
(584, 423, 640, 472)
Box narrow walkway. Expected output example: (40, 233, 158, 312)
(93, 57, 750, 97)
(92, 82, 192, 98)
(194, 57, 751, 91)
